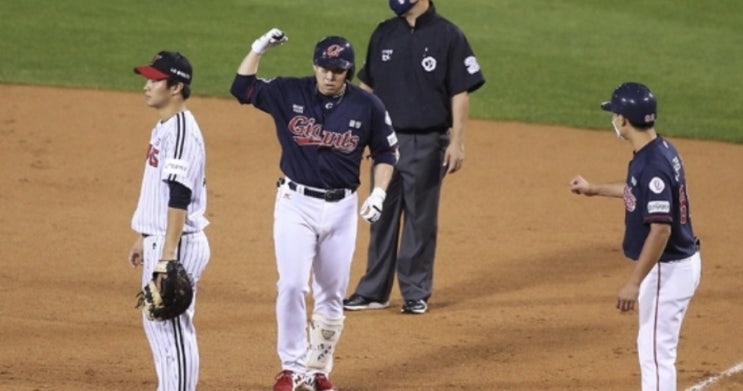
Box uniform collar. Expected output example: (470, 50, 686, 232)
(417, 1, 437, 26)
(633, 135, 662, 156)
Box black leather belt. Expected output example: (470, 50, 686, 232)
(278, 178, 352, 202)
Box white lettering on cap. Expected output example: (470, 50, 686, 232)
(171, 68, 190, 80)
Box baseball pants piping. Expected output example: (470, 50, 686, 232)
(637, 251, 701, 391)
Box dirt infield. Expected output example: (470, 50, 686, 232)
(1, 84, 741, 390)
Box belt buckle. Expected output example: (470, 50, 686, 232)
(324, 189, 344, 202)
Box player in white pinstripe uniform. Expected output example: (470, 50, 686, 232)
(128, 51, 210, 391)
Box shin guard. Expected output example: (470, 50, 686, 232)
(305, 313, 344, 374)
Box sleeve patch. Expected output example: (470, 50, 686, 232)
(647, 200, 670, 214)
(387, 132, 398, 147)
(163, 158, 190, 177)
(649, 177, 665, 194)
(464, 56, 481, 75)
(384, 111, 392, 126)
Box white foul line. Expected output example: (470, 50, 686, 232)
(685, 361, 743, 391)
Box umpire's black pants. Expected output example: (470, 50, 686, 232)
(353, 130, 448, 303)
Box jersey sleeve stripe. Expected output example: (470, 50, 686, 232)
(170, 112, 187, 181)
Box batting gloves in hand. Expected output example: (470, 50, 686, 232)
(251, 28, 287, 54)
(360, 187, 386, 223)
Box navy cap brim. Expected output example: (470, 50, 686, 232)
(600, 101, 613, 112)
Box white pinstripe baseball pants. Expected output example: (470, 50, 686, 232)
(141, 232, 210, 391)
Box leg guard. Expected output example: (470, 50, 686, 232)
(305, 313, 344, 374)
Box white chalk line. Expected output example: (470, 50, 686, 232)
(685, 360, 743, 391)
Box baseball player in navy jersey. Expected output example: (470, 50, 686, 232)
(128, 51, 210, 391)
(570, 82, 701, 391)
(229, 29, 398, 391)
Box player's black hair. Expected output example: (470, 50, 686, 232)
(167, 78, 191, 100)
(630, 121, 654, 130)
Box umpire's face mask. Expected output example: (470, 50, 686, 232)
(389, 0, 415, 16)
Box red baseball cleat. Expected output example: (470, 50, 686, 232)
(273, 370, 303, 391)
(307, 373, 337, 391)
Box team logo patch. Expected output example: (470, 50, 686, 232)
(647, 200, 671, 214)
(649, 177, 665, 194)
(464, 56, 480, 75)
(382, 49, 393, 62)
(384, 111, 393, 126)
(421, 56, 437, 72)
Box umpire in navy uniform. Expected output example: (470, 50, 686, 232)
(344, 0, 485, 314)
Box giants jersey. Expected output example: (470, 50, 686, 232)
(231, 75, 398, 190)
(622, 137, 697, 262)
(131, 110, 209, 235)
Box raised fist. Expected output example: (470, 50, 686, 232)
(252, 28, 288, 54)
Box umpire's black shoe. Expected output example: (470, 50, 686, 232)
(343, 294, 390, 311)
(401, 299, 428, 314)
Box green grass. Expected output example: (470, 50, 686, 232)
(2, 0, 742, 142)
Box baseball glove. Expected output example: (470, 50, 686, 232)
(136, 260, 194, 321)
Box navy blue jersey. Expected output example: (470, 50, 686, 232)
(622, 137, 697, 261)
(357, 2, 485, 132)
(230, 75, 398, 190)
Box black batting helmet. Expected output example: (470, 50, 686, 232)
(313, 36, 355, 81)
(601, 82, 657, 127)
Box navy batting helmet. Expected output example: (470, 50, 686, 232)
(601, 82, 657, 126)
(313, 36, 355, 81)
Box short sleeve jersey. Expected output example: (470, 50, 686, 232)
(358, 2, 485, 131)
(131, 110, 209, 235)
(622, 137, 697, 261)
(231, 75, 398, 190)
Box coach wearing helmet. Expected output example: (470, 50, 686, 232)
(344, 0, 485, 315)
(570, 82, 702, 390)
(229, 29, 399, 391)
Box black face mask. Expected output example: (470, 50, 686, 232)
(389, 0, 415, 16)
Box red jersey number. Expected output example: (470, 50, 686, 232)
(147, 145, 159, 167)
(679, 184, 688, 224)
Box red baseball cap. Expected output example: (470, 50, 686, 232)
(134, 51, 192, 84)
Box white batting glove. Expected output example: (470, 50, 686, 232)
(251, 28, 288, 54)
(360, 187, 386, 223)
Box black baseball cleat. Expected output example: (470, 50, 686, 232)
(401, 299, 428, 314)
(343, 294, 390, 311)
